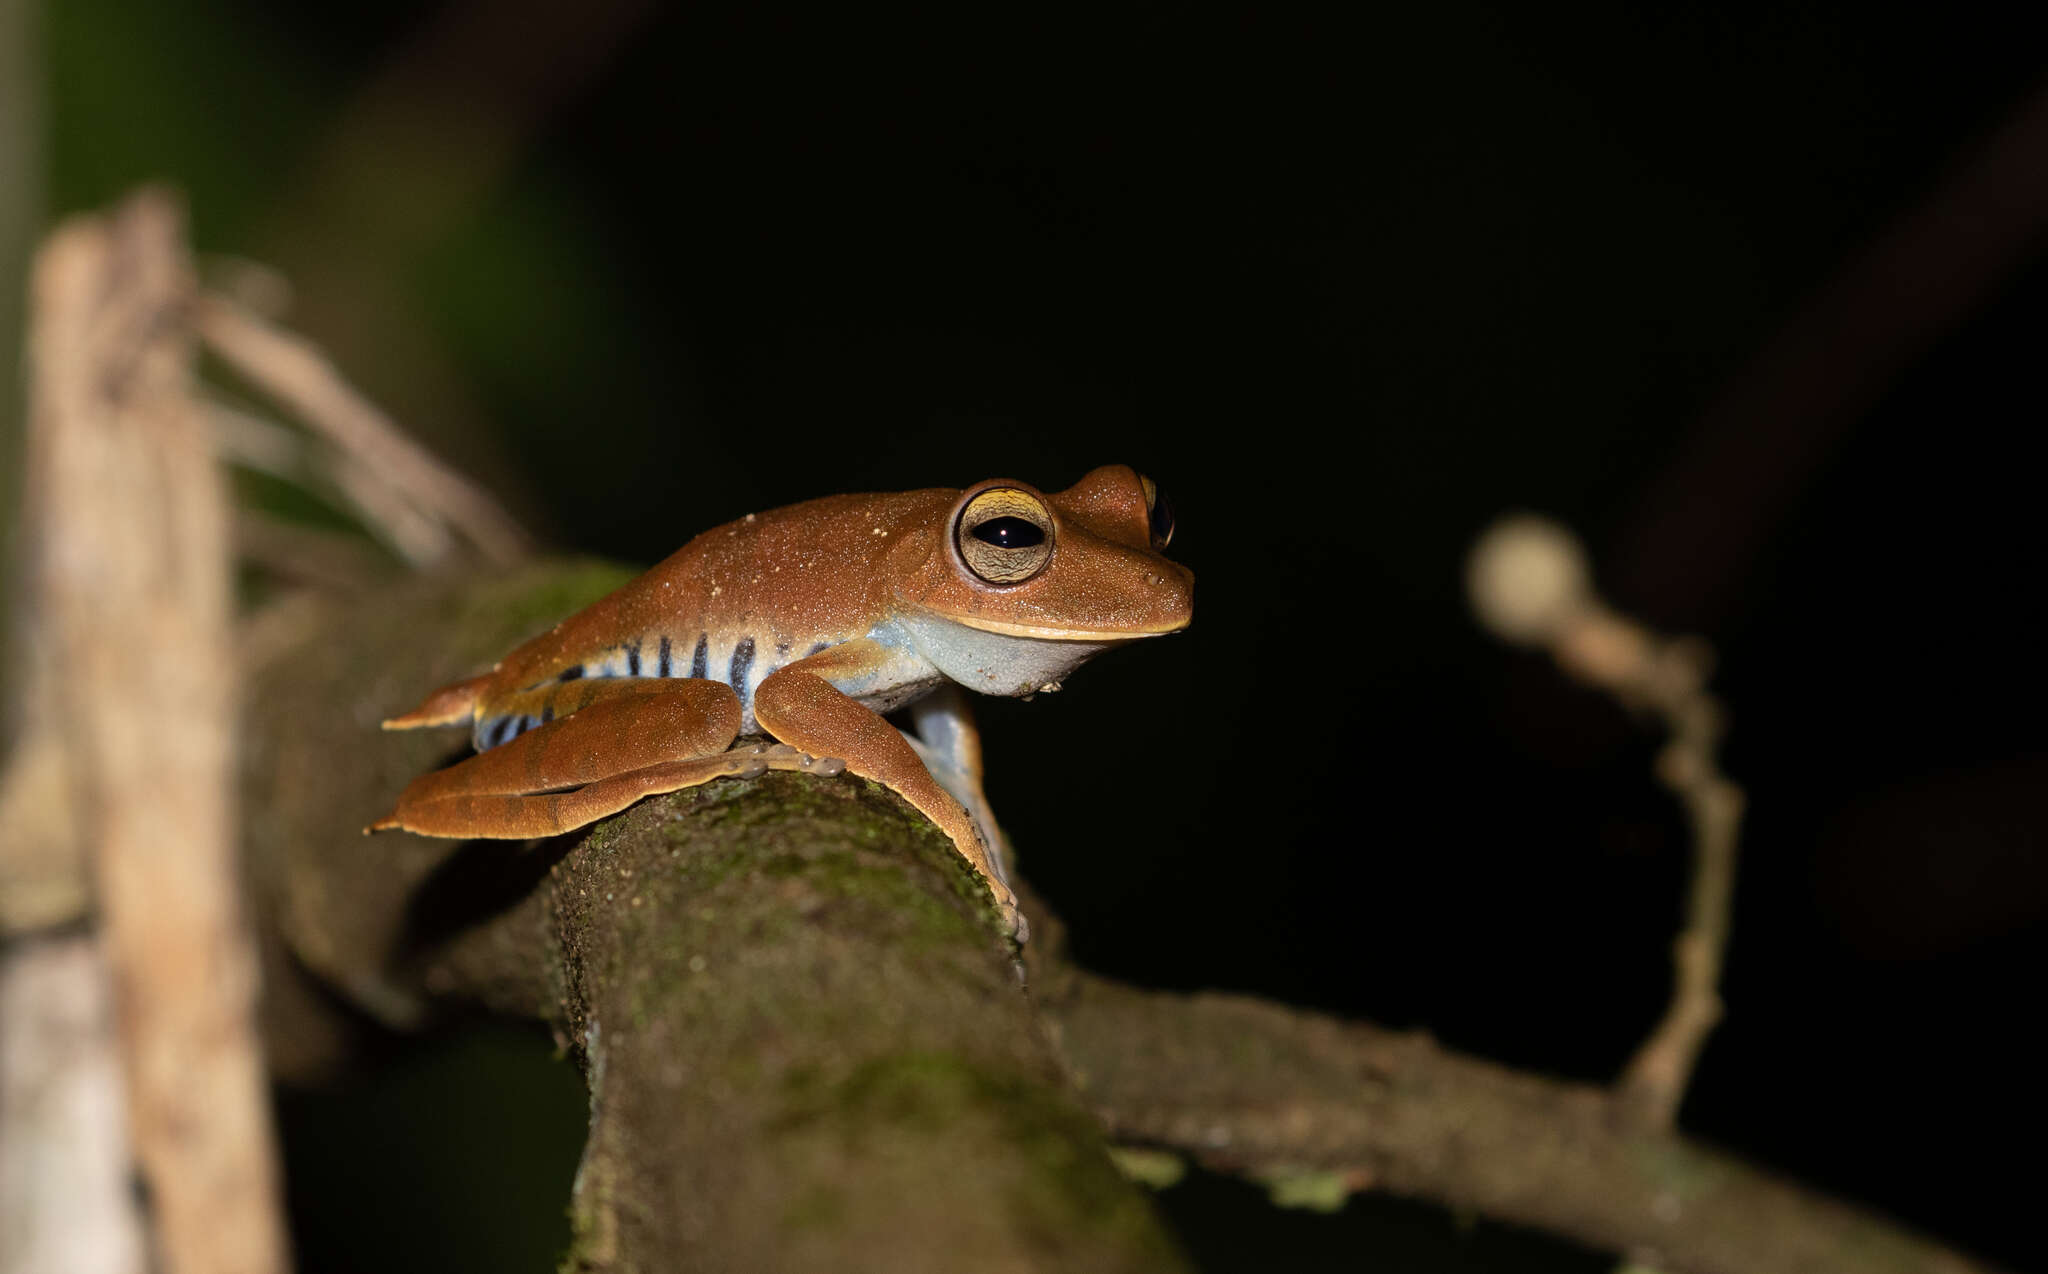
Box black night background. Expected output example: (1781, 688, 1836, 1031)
(7, 4, 2045, 1271)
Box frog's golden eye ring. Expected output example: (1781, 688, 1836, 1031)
(1139, 474, 1174, 551)
(956, 487, 1055, 584)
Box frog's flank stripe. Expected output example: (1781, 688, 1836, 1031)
(689, 633, 708, 680)
(540, 701, 555, 725)
(559, 664, 585, 682)
(626, 641, 642, 676)
(805, 641, 830, 658)
(657, 636, 673, 677)
(729, 637, 756, 708)
(483, 713, 543, 749)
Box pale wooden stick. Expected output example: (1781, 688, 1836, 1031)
(195, 292, 529, 566)
(26, 189, 291, 1274)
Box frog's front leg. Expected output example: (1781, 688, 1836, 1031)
(370, 679, 782, 839)
(754, 641, 1026, 941)
(902, 686, 1012, 892)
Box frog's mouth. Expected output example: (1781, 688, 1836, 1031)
(939, 613, 1186, 642)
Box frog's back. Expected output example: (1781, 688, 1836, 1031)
(387, 488, 956, 742)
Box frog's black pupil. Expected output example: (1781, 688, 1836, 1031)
(1148, 488, 1175, 547)
(970, 516, 1045, 549)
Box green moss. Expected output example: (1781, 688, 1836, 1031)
(1106, 1146, 1187, 1191)
(652, 774, 1004, 942)
(1629, 1137, 1735, 1202)
(1260, 1167, 1356, 1213)
(780, 1183, 848, 1232)
(771, 1050, 1155, 1241)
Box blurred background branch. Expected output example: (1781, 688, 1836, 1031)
(8, 191, 289, 1274)
(1615, 73, 2048, 627)
(197, 294, 530, 567)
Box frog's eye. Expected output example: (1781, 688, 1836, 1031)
(957, 488, 1055, 584)
(1139, 474, 1175, 551)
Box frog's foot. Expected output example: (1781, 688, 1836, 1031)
(370, 750, 794, 839)
(748, 742, 848, 778)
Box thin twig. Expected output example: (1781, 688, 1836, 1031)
(195, 292, 530, 566)
(1615, 648, 1745, 1129)
(207, 398, 457, 567)
(1467, 516, 1746, 1130)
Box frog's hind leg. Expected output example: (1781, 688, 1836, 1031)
(902, 686, 1013, 890)
(370, 679, 756, 840)
(754, 641, 1025, 940)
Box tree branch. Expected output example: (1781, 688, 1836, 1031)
(1030, 950, 1992, 1274)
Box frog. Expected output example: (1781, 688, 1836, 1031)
(370, 464, 1191, 942)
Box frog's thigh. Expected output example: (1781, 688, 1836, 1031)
(371, 679, 744, 839)
(755, 644, 1023, 935)
(903, 686, 1012, 890)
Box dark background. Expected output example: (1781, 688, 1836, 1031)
(19, 3, 2048, 1270)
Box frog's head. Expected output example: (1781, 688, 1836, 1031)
(890, 465, 1192, 695)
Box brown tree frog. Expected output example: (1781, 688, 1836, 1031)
(372, 465, 1191, 941)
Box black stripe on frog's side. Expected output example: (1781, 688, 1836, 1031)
(558, 664, 585, 683)
(540, 701, 555, 725)
(483, 713, 541, 750)
(729, 637, 756, 707)
(657, 635, 673, 678)
(805, 641, 830, 658)
(689, 633, 708, 680)
(625, 641, 642, 676)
